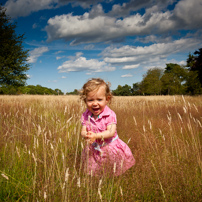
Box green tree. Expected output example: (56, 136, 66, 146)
(55, 88, 64, 95)
(132, 82, 142, 95)
(113, 84, 132, 96)
(66, 89, 79, 95)
(186, 48, 202, 94)
(141, 68, 163, 95)
(0, 6, 30, 89)
(186, 71, 202, 95)
(122, 84, 132, 96)
(161, 63, 187, 95)
(112, 85, 122, 96)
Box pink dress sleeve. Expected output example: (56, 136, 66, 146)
(106, 110, 117, 126)
(81, 112, 86, 126)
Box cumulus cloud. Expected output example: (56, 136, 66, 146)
(136, 35, 173, 43)
(56, 56, 66, 60)
(55, 51, 64, 54)
(46, 11, 172, 45)
(178, 60, 186, 66)
(123, 64, 139, 69)
(108, 0, 176, 18)
(45, 11, 172, 45)
(45, 13, 119, 44)
(4, 0, 104, 18)
(84, 44, 95, 50)
(58, 0, 103, 8)
(57, 53, 115, 73)
(121, 74, 133, 78)
(5, 0, 58, 18)
(45, 0, 202, 45)
(101, 37, 201, 68)
(28, 47, 49, 63)
(173, 0, 202, 29)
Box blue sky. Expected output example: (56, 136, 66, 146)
(2, 0, 202, 93)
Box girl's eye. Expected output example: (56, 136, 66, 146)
(98, 99, 102, 101)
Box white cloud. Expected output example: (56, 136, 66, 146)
(67, 52, 83, 60)
(121, 74, 133, 78)
(123, 64, 139, 69)
(178, 60, 186, 66)
(57, 53, 115, 73)
(46, 11, 163, 44)
(59, 0, 103, 9)
(61, 76, 67, 79)
(55, 51, 64, 54)
(45, 5, 179, 45)
(56, 56, 66, 60)
(89, 4, 105, 18)
(5, 0, 58, 18)
(136, 35, 173, 43)
(26, 74, 32, 78)
(102, 37, 201, 68)
(84, 44, 95, 50)
(45, 13, 121, 44)
(174, 0, 202, 29)
(44, 0, 202, 45)
(28, 47, 49, 63)
(5, 0, 105, 18)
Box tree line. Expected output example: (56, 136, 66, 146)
(0, 85, 63, 95)
(113, 49, 202, 96)
(0, 5, 202, 96)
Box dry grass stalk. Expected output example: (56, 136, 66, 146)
(0, 95, 201, 201)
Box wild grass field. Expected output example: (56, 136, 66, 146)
(0, 95, 202, 202)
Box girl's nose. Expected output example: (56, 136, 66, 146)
(92, 101, 98, 106)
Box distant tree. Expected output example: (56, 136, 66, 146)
(35, 85, 43, 94)
(112, 85, 122, 96)
(188, 48, 202, 84)
(0, 6, 30, 88)
(161, 63, 187, 95)
(55, 88, 63, 95)
(141, 68, 163, 95)
(0, 84, 64, 95)
(122, 84, 132, 96)
(66, 89, 79, 95)
(186, 48, 202, 94)
(132, 82, 142, 95)
(187, 53, 196, 68)
(185, 71, 202, 95)
(113, 84, 132, 96)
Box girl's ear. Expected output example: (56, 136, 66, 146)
(106, 96, 110, 102)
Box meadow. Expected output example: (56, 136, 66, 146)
(0, 95, 202, 202)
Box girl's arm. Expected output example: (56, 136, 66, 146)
(81, 125, 87, 138)
(87, 124, 116, 141)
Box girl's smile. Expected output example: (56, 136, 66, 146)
(86, 86, 109, 119)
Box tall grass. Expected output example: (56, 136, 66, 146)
(0, 95, 202, 201)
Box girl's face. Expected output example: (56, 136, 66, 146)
(86, 86, 109, 119)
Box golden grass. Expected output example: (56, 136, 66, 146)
(0, 95, 202, 201)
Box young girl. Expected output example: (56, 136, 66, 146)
(80, 78, 135, 176)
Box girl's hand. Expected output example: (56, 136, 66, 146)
(86, 131, 96, 144)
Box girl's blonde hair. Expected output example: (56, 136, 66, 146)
(80, 78, 112, 102)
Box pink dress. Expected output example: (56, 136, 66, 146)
(81, 105, 135, 176)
